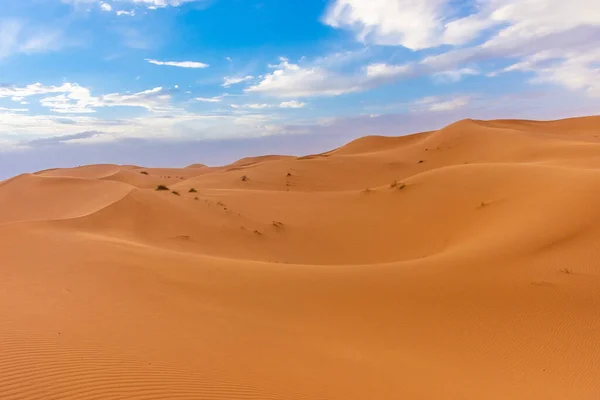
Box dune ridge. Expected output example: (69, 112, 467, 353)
(1, 116, 600, 399)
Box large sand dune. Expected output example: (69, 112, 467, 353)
(1, 116, 600, 399)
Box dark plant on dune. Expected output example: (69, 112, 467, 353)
(140, 171, 149, 175)
(560, 268, 572, 274)
(189, 188, 197, 193)
(172, 191, 180, 196)
(156, 185, 169, 191)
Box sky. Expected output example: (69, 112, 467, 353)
(1, 0, 600, 178)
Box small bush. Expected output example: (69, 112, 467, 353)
(272, 221, 284, 228)
(194, 196, 199, 200)
(172, 191, 180, 196)
(418, 160, 425, 164)
(390, 180, 398, 188)
(286, 172, 292, 177)
(398, 183, 406, 190)
(140, 171, 149, 175)
(189, 188, 197, 193)
(156, 185, 169, 191)
(241, 175, 248, 182)
(560, 268, 573, 274)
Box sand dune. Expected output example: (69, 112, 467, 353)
(1, 116, 600, 399)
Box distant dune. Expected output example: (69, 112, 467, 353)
(1, 116, 600, 399)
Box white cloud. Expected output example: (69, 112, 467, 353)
(227, 101, 307, 109)
(195, 95, 226, 103)
(99, 87, 174, 111)
(39, 85, 100, 114)
(527, 51, 600, 97)
(116, 10, 136, 16)
(0, 82, 77, 98)
(415, 95, 471, 112)
(366, 63, 413, 79)
(323, 0, 491, 50)
(0, 19, 67, 60)
(279, 100, 306, 108)
(62, 0, 206, 9)
(1, 82, 176, 113)
(222, 75, 254, 87)
(246, 58, 412, 98)
(246, 58, 354, 97)
(0, 107, 28, 112)
(100, 2, 112, 11)
(433, 67, 479, 83)
(0, 109, 281, 150)
(146, 58, 209, 68)
(328, 0, 600, 97)
(130, 0, 204, 7)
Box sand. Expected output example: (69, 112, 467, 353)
(1, 116, 600, 399)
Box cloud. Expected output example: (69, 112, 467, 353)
(228, 103, 270, 109)
(414, 95, 471, 112)
(0, 107, 28, 112)
(39, 85, 100, 114)
(100, 87, 177, 112)
(0, 82, 78, 98)
(433, 68, 479, 83)
(195, 95, 226, 103)
(222, 75, 254, 87)
(22, 131, 105, 147)
(0, 106, 281, 152)
(246, 104, 270, 109)
(62, 0, 209, 9)
(100, 2, 112, 11)
(323, 0, 491, 50)
(228, 101, 307, 109)
(246, 57, 413, 98)
(365, 63, 413, 79)
(117, 27, 153, 49)
(146, 59, 209, 68)
(1, 82, 177, 113)
(130, 0, 208, 7)
(116, 10, 136, 16)
(279, 100, 306, 108)
(0, 19, 67, 60)
(427, 1, 600, 97)
(325, 0, 600, 98)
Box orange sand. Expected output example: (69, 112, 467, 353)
(1, 117, 600, 399)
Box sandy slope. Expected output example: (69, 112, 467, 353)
(1, 116, 600, 399)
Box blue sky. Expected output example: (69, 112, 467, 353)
(1, 0, 599, 177)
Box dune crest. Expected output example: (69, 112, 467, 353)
(1, 116, 600, 399)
